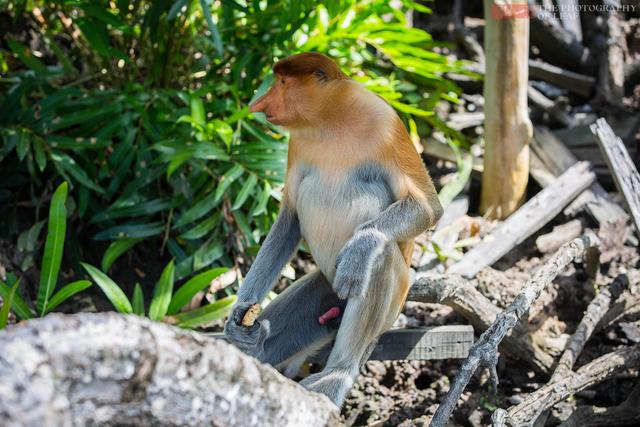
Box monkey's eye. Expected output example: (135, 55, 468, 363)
(281, 78, 286, 85)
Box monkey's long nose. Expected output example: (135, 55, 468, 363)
(249, 96, 266, 113)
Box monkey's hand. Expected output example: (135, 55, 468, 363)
(224, 301, 270, 355)
(333, 229, 387, 300)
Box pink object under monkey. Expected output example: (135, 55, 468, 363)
(318, 306, 341, 325)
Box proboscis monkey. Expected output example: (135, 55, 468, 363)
(224, 52, 443, 406)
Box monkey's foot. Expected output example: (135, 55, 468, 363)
(299, 369, 354, 407)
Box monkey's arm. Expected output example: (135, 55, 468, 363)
(237, 206, 301, 304)
(333, 189, 442, 300)
(225, 206, 301, 350)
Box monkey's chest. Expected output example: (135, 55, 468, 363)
(295, 166, 394, 280)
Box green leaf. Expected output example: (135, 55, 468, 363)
(174, 295, 236, 328)
(81, 263, 133, 314)
(167, 267, 227, 315)
(173, 191, 220, 229)
(193, 238, 224, 271)
(132, 282, 145, 316)
(190, 96, 206, 127)
(45, 280, 92, 314)
(91, 199, 173, 223)
(232, 173, 258, 210)
(101, 238, 144, 271)
(93, 222, 164, 241)
(0, 279, 19, 329)
(179, 212, 220, 240)
(37, 182, 68, 316)
(214, 164, 244, 203)
(33, 136, 47, 171)
(148, 260, 175, 321)
(0, 280, 33, 320)
(51, 153, 105, 194)
(199, 0, 224, 56)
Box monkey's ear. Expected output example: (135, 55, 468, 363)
(313, 68, 329, 83)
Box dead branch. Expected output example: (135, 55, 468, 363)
(558, 381, 640, 427)
(494, 344, 640, 426)
(528, 59, 595, 98)
(0, 313, 339, 427)
(512, 274, 630, 426)
(591, 118, 640, 234)
(429, 234, 598, 427)
(527, 1, 596, 73)
(409, 274, 555, 373)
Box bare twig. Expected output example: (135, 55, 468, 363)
(429, 235, 598, 427)
(493, 344, 640, 426)
(499, 274, 629, 426)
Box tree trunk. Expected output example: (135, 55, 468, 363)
(480, 0, 533, 219)
(0, 313, 340, 427)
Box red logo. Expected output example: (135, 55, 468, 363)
(490, 3, 530, 20)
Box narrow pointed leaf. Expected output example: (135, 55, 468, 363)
(101, 238, 144, 271)
(132, 282, 145, 316)
(0, 280, 33, 320)
(45, 280, 92, 313)
(174, 295, 236, 328)
(149, 260, 175, 321)
(37, 182, 68, 315)
(0, 280, 20, 329)
(81, 263, 133, 314)
(167, 267, 227, 315)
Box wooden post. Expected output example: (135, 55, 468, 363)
(480, 0, 533, 219)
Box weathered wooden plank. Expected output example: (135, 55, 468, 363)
(208, 326, 475, 361)
(449, 162, 596, 278)
(530, 126, 627, 223)
(591, 118, 640, 234)
(528, 59, 595, 97)
(369, 325, 474, 360)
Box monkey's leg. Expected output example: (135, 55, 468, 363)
(299, 244, 409, 407)
(251, 270, 343, 367)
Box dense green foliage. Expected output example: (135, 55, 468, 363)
(0, 1, 463, 310)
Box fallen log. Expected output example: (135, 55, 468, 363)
(429, 234, 598, 427)
(591, 118, 640, 234)
(409, 274, 555, 373)
(528, 59, 595, 98)
(0, 313, 340, 427)
(450, 162, 596, 278)
(529, 126, 627, 225)
(493, 344, 640, 426)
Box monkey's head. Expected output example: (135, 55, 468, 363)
(249, 52, 349, 128)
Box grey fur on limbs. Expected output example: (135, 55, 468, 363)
(224, 206, 301, 353)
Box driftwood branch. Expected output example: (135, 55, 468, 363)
(494, 344, 640, 426)
(0, 313, 340, 427)
(409, 274, 555, 373)
(429, 234, 598, 427)
(450, 162, 596, 278)
(591, 118, 640, 234)
(529, 126, 628, 225)
(498, 274, 630, 426)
